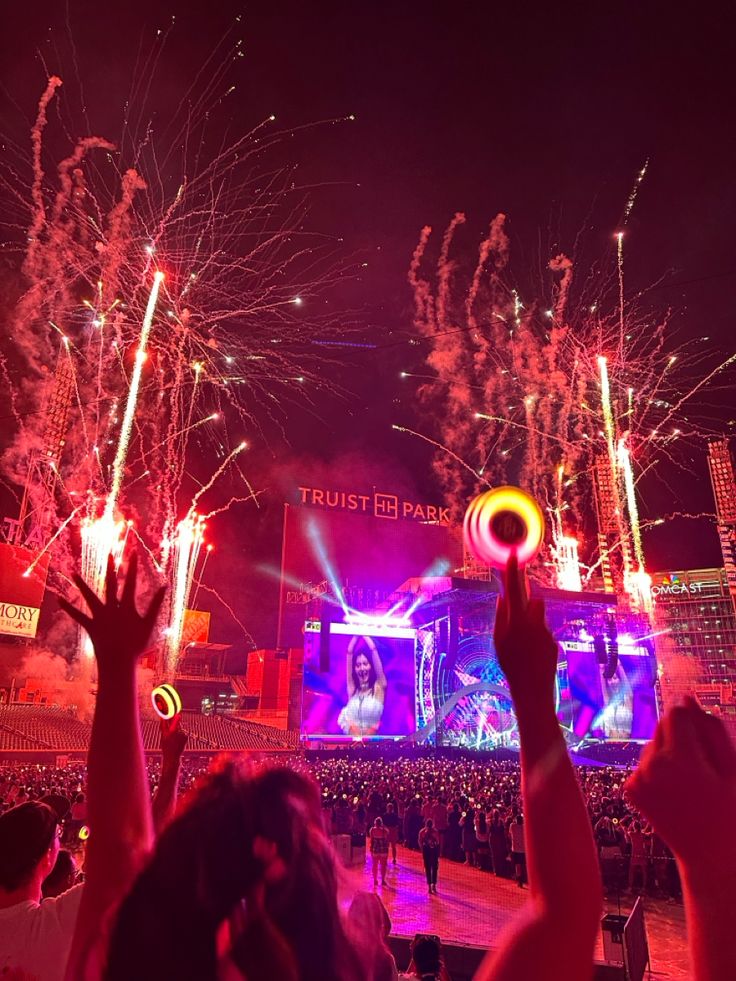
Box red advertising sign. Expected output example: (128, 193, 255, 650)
(0, 543, 50, 639)
(181, 609, 211, 647)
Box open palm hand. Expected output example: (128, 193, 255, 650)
(59, 551, 165, 670)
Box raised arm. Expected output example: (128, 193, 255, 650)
(59, 552, 165, 977)
(151, 715, 188, 835)
(475, 554, 602, 981)
(625, 698, 736, 981)
(364, 636, 387, 696)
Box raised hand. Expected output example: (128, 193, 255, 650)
(160, 713, 188, 762)
(153, 713, 188, 834)
(494, 552, 558, 706)
(59, 551, 166, 669)
(625, 697, 736, 871)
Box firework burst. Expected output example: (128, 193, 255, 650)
(404, 211, 735, 597)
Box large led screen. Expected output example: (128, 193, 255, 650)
(414, 605, 659, 748)
(302, 622, 416, 739)
(559, 638, 659, 741)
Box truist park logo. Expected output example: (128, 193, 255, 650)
(297, 486, 450, 524)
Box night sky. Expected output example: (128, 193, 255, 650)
(2, 2, 736, 651)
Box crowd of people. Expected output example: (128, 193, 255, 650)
(1, 751, 680, 903)
(0, 552, 734, 980)
(308, 754, 680, 898)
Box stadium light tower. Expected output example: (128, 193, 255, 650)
(17, 346, 74, 544)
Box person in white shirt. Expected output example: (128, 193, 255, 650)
(0, 800, 83, 981)
(509, 813, 526, 888)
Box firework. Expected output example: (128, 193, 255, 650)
(78, 511, 129, 658)
(551, 535, 583, 592)
(617, 438, 645, 572)
(0, 46, 351, 666)
(405, 209, 736, 601)
(70, 273, 166, 659)
(164, 514, 206, 678)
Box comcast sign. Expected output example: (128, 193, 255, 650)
(651, 574, 707, 598)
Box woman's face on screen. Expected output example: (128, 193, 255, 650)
(355, 653, 371, 687)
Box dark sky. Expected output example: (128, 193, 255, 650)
(2, 2, 736, 649)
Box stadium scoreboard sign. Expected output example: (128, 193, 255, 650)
(279, 487, 461, 648)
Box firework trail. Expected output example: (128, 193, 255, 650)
(391, 425, 489, 486)
(598, 355, 633, 581)
(104, 272, 165, 523)
(0, 41, 352, 664)
(622, 159, 649, 224)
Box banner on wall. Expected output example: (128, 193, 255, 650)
(181, 609, 211, 647)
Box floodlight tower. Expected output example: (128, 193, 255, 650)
(17, 346, 74, 544)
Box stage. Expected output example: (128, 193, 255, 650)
(301, 576, 659, 750)
(339, 846, 688, 979)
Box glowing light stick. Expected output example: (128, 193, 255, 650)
(463, 486, 545, 568)
(151, 683, 182, 720)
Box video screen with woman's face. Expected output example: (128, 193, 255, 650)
(302, 623, 417, 738)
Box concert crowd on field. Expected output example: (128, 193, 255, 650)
(0, 554, 733, 981)
(0, 753, 680, 899)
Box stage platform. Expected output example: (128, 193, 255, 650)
(340, 846, 688, 979)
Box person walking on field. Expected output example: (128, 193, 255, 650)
(383, 803, 400, 866)
(370, 817, 390, 887)
(626, 820, 649, 893)
(419, 818, 441, 895)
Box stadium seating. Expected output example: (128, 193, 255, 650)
(0, 705, 91, 750)
(0, 704, 298, 753)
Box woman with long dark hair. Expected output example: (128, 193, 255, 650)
(338, 636, 387, 737)
(58, 556, 362, 981)
(105, 761, 363, 981)
(488, 810, 509, 878)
